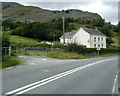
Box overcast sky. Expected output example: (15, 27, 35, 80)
(1, 1, 119, 25)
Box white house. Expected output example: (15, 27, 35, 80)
(60, 27, 106, 48)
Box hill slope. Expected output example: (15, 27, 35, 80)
(2, 2, 102, 22)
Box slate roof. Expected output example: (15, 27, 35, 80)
(82, 27, 106, 36)
(60, 27, 106, 39)
(60, 32, 76, 39)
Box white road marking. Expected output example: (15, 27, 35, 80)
(112, 68, 120, 94)
(16, 66, 22, 68)
(18, 56, 27, 58)
(42, 59, 47, 60)
(5, 67, 13, 70)
(29, 63, 35, 65)
(5, 58, 117, 95)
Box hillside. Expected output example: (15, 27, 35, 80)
(2, 2, 102, 22)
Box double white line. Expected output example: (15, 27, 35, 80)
(5, 58, 117, 95)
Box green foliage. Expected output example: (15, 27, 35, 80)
(106, 37, 114, 46)
(46, 50, 85, 59)
(91, 19, 105, 27)
(11, 18, 75, 41)
(52, 43, 64, 48)
(99, 26, 112, 37)
(10, 35, 38, 47)
(100, 48, 119, 53)
(66, 44, 86, 52)
(2, 31, 10, 47)
(2, 19, 18, 30)
(2, 56, 23, 68)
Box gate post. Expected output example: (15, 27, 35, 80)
(9, 46, 11, 56)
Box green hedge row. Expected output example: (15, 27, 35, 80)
(64, 44, 119, 54)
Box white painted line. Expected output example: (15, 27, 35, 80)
(5, 67, 13, 70)
(18, 56, 27, 58)
(5, 58, 117, 95)
(29, 63, 35, 65)
(112, 68, 120, 94)
(42, 59, 47, 61)
(16, 66, 23, 68)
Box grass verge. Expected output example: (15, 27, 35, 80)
(2, 56, 23, 68)
(23, 50, 118, 59)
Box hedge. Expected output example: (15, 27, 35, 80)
(64, 44, 119, 54)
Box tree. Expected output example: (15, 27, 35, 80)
(2, 31, 10, 47)
(92, 19, 105, 27)
(106, 37, 114, 46)
(99, 26, 112, 37)
(2, 19, 18, 30)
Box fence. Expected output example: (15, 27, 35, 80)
(24, 47, 48, 51)
(2, 46, 60, 56)
(24, 47, 60, 52)
(2, 46, 12, 56)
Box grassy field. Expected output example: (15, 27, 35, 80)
(2, 56, 23, 68)
(10, 35, 38, 46)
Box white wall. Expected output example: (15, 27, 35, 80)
(73, 28, 91, 48)
(60, 28, 106, 48)
(90, 35, 106, 48)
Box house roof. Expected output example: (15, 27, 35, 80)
(82, 27, 106, 36)
(60, 27, 106, 39)
(60, 32, 76, 39)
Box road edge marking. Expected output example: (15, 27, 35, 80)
(5, 58, 117, 95)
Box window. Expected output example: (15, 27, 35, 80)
(94, 44, 96, 48)
(98, 45, 100, 48)
(101, 38, 103, 41)
(94, 37, 96, 42)
(98, 37, 100, 41)
(101, 44, 103, 48)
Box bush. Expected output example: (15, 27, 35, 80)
(63, 43, 119, 55)
(66, 44, 86, 52)
(100, 48, 119, 54)
(2, 56, 23, 68)
(52, 43, 64, 48)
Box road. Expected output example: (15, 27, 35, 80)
(2, 55, 119, 95)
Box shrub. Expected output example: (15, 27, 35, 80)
(2, 56, 23, 68)
(66, 44, 86, 52)
(100, 48, 119, 54)
(52, 43, 64, 48)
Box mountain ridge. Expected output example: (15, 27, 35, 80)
(2, 2, 102, 23)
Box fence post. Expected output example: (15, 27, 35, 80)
(9, 46, 11, 56)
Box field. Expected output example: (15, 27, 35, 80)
(10, 35, 38, 47)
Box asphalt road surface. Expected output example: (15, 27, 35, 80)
(2, 55, 119, 95)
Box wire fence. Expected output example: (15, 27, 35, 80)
(24, 47, 48, 51)
(2, 46, 61, 56)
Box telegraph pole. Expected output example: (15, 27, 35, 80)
(63, 16, 65, 44)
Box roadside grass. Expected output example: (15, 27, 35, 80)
(2, 56, 23, 68)
(22, 50, 118, 59)
(46, 50, 85, 59)
(22, 50, 47, 56)
(22, 50, 85, 59)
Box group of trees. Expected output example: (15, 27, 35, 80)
(2, 18, 120, 47)
(3, 19, 75, 41)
